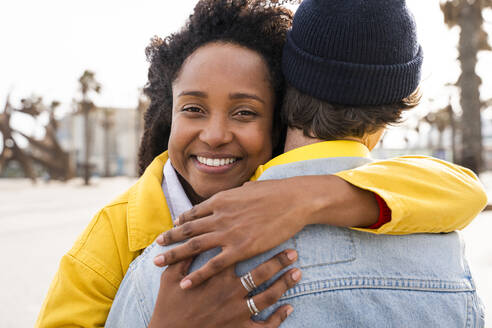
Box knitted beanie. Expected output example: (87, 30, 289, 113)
(282, 0, 423, 105)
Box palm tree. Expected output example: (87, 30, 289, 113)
(77, 70, 101, 185)
(101, 107, 114, 177)
(423, 105, 453, 155)
(440, 0, 492, 173)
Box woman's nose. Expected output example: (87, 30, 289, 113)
(198, 116, 233, 148)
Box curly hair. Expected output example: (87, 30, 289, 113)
(138, 0, 294, 175)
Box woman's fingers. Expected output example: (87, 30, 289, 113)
(179, 251, 234, 288)
(160, 258, 194, 283)
(250, 268, 301, 313)
(244, 269, 300, 327)
(153, 233, 219, 267)
(179, 248, 298, 290)
(247, 250, 298, 290)
(252, 305, 294, 328)
(156, 217, 214, 246)
(176, 199, 214, 225)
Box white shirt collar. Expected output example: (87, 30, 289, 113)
(162, 160, 193, 222)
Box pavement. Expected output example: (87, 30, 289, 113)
(0, 176, 490, 327)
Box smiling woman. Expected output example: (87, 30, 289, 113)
(36, 1, 299, 327)
(169, 43, 275, 203)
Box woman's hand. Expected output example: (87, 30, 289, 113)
(148, 249, 301, 328)
(154, 176, 378, 289)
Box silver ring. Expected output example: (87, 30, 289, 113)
(240, 271, 257, 293)
(246, 297, 260, 316)
(246, 271, 257, 289)
(240, 275, 253, 293)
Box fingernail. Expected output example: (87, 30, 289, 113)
(286, 306, 294, 316)
(180, 279, 192, 289)
(286, 250, 297, 261)
(175, 217, 181, 226)
(153, 255, 165, 266)
(156, 234, 164, 245)
(291, 269, 301, 281)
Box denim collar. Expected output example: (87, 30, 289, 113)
(252, 140, 370, 181)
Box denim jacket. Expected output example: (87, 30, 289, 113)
(107, 156, 485, 328)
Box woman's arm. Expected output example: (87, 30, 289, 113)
(152, 156, 487, 288)
(334, 156, 487, 234)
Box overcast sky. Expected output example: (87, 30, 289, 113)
(1, 1, 491, 140)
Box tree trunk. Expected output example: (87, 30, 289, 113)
(458, 2, 483, 173)
(103, 109, 112, 177)
(0, 112, 36, 182)
(447, 105, 457, 163)
(83, 101, 91, 185)
(12, 143, 37, 183)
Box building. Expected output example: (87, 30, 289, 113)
(57, 106, 144, 177)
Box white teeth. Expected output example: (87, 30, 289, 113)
(196, 156, 237, 167)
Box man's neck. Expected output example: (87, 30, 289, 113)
(284, 128, 323, 152)
(284, 128, 369, 153)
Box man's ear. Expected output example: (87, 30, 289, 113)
(364, 128, 386, 151)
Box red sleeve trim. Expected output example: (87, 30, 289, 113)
(367, 193, 392, 229)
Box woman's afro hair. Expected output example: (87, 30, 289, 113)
(138, 0, 294, 175)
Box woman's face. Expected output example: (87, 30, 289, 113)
(168, 42, 275, 203)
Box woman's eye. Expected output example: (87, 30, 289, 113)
(235, 110, 257, 117)
(182, 106, 202, 113)
(233, 109, 258, 122)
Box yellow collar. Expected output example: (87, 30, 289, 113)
(127, 151, 174, 251)
(252, 140, 370, 181)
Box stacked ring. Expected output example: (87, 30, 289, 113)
(246, 297, 260, 316)
(240, 271, 257, 293)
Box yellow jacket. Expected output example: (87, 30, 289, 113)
(36, 149, 487, 327)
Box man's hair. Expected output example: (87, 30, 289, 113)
(282, 85, 421, 140)
(138, 0, 294, 175)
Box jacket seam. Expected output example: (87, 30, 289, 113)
(105, 209, 128, 279)
(65, 253, 119, 291)
(134, 264, 152, 326)
(70, 209, 105, 254)
(279, 284, 475, 302)
(69, 210, 123, 289)
(465, 292, 472, 328)
(277, 276, 474, 301)
(104, 200, 129, 209)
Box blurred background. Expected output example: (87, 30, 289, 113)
(0, 0, 491, 326)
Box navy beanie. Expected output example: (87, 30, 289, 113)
(282, 0, 423, 105)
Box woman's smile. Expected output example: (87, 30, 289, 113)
(193, 154, 240, 172)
